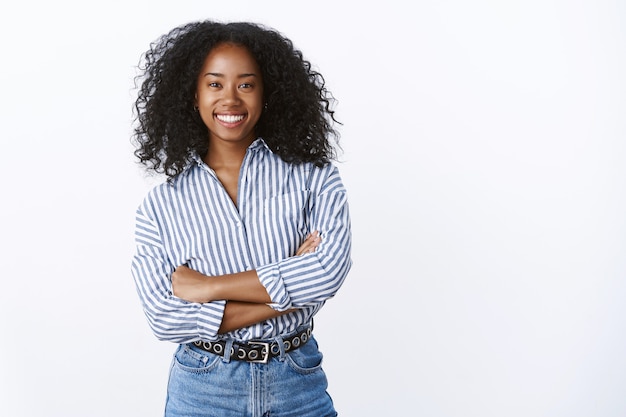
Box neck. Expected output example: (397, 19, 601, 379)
(204, 136, 254, 169)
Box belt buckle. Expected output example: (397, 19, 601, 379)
(248, 341, 270, 364)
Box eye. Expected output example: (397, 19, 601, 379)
(208, 82, 221, 88)
(239, 82, 253, 89)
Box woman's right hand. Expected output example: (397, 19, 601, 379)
(295, 230, 321, 256)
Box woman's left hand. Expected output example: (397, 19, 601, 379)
(295, 231, 321, 256)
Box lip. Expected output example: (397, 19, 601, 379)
(215, 113, 246, 127)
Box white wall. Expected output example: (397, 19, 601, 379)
(1, 1, 625, 416)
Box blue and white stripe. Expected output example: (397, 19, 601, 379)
(131, 138, 352, 343)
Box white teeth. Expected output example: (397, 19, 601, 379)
(216, 114, 245, 123)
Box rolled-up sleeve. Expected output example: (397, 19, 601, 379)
(131, 204, 226, 343)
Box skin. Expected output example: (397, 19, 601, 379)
(172, 43, 321, 334)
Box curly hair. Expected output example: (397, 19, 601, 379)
(132, 20, 340, 179)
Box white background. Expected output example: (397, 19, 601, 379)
(1, 1, 625, 416)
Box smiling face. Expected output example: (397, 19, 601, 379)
(195, 43, 264, 147)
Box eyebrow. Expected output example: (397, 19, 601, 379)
(203, 72, 258, 78)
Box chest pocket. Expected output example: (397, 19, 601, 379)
(263, 190, 308, 234)
(262, 167, 314, 232)
(258, 169, 314, 259)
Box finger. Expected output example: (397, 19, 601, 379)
(295, 246, 309, 256)
(296, 241, 313, 256)
(296, 233, 321, 256)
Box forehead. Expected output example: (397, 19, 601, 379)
(200, 43, 260, 72)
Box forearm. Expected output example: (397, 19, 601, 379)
(218, 301, 293, 334)
(172, 233, 321, 304)
(212, 270, 272, 303)
(171, 267, 271, 304)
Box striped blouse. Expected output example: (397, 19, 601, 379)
(131, 138, 352, 343)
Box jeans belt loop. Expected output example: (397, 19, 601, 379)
(274, 334, 286, 359)
(222, 339, 234, 363)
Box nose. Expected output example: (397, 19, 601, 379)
(221, 84, 241, 105)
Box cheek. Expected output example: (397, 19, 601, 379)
(196, 105, 214, 128)
(196, 93, 212, 108)
(248, 95, 264, 117)
(196, 94, 216, 118)
(199, 112, 215, 129)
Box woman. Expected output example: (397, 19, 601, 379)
(131, 20, 352, 416)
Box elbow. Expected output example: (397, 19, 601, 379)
(146, 317, 178, 342)
(302, 256, 352, 305)
(327, 264, 350, 298)
(144, 309, 189, 344)
(327, 254, 352, 294)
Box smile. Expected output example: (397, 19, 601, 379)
(216, 114, 245, 123)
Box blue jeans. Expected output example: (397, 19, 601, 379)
(164, 330, 337, 417)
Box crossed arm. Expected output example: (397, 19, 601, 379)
(171, 231, 321, 334)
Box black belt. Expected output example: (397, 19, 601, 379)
(192, 327, 312, 364)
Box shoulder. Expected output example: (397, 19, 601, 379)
(304, 162, 347, 196)
(137, 165, 199, 213)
